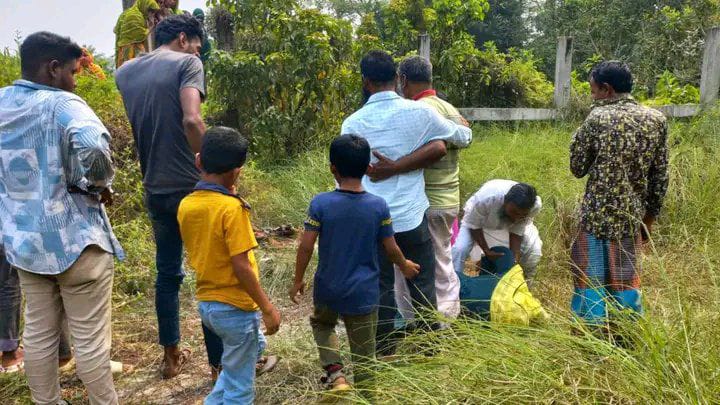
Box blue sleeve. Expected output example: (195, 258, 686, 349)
(57, 98, 114, 193)
(304, 197, 322, 232)
(417, 107, 472, 149)
(378, 200, 394, 240)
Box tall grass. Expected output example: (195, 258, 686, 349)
(340, 114, 720, 403)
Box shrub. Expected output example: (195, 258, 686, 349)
(207, 2, 359, 164)
(643, 71, 700, 106)
(435, 38, 554, 108)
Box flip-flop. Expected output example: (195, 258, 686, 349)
(0, 360, 24, 374)
(256, 355, 279, 376)
(162, 348, 192, 379)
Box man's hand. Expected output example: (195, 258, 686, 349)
(369, 151, 399, 182)
(289, 281, 306, 304)
(399, 259, 420, 280)
(459, 116, 470, 128)
(262, 305, 281, 336)
(484, 250, 505, 261)
(100, 188, 114, 207)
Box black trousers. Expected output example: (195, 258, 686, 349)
(376, 217, 437, 356)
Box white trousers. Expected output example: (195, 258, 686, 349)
(452, 223, 543, 283)
(395, 208, 461, 320)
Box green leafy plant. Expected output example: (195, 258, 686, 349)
(643, 71, 700, 106)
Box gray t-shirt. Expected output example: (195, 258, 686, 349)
(115, 49, 205, 194)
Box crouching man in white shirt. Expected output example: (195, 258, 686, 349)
(453, 179, 543, 284)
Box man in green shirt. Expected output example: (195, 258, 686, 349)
(370, 56, 472, 318)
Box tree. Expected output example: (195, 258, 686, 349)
(307, 0, 386, 21)
(467, 0, 529, 51)
(207, 0, 359, 162)
(530, 0, 720, 92)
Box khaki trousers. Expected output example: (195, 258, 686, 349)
(18, 246, 117, 405)
(310, 306, 377, 385)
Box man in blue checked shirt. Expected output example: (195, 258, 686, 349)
(0, 32, 123, 405)
(341, 50, 472, 356)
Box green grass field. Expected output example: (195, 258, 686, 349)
(2, 111, 719, 404)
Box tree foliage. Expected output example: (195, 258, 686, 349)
(207, 0, 365, 164)
(531, 0, 720, 92)
(371, 0, 553, 107)
(468, 0, 529, 52)
(307, 0, 385, 20)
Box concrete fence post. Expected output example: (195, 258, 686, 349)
(700, 27, 720, 106)
(418, 33, 430, 61)
(554, 36, 573, 109)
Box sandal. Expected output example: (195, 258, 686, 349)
(162, 348, 191, 379)
(256, 355, 279, 377)
(320, 370, 351, 392)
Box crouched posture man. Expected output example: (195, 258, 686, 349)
(453, 180, 542, 284)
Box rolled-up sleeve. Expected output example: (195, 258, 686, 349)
(57, 98, 114, 193)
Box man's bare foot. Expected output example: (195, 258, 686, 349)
(162, 346, 191, 379)
(1, 347, 24, 369)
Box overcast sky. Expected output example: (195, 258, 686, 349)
(0, 0, 209, 57)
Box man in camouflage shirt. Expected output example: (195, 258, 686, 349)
(569, 61, 669, 332)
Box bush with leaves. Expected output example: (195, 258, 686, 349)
(531, 0, 720, 95)
(369, 0, 553, 108)
(207, 0, 362, 164)
(436, 37, 553, 107)
(642, 71, 701, 106)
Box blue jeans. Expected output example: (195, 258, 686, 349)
(145, 191, 187, 347)
(198, 301, 266, 405)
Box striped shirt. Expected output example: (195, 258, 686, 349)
(0, 80, 124, 274)
(415, 90, 471, 209)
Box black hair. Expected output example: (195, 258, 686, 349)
(360, 50, 397, 84)
(330, 135, 371, 179)
(590, 61, 634, 93)
(20, 32, 82, 77)
(155, 14, 204, 46)
(398, 55, 432, 83)
(505, 183, 537, 210)
(200, 127, 249, 174)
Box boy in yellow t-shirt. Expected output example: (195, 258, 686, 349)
(177, 127, 281, 404)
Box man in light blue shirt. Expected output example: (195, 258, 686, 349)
(341, 50, 472, 356)
(0, 32, 123, 404)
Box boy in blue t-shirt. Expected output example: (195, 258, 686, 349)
(291, 135, 420, 391)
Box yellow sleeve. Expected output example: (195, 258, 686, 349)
(223, 204, 258, 257)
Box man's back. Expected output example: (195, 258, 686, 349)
(419, 94, 467, 209)
(0, 81, 122, 273)
(341, 91, 461, 233)
(570, 96, 668, 239)
(116, 49, 205, 194)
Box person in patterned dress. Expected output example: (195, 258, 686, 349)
(569, 61, 669, 335)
